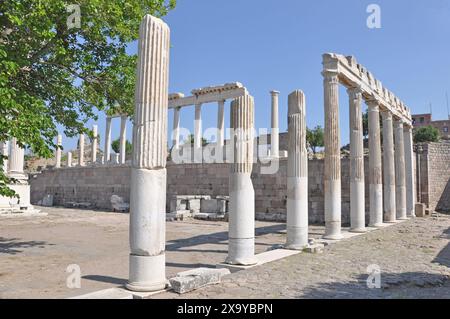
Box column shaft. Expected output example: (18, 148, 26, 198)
(368, 101, 383, 227)
(78, 134, 85, 166)
(128, 14, 170, 292)
(382, 111, 396, 222)
(67, 152, 72, 167)
(404, 125, 415, 217)
(395, 119, 407, 220)
(173, 107, 180, 150)
(270, 91, 280, 158)
(194, 104, 202, 163)
(226, 95, 257, 266)
(55, 134, 62, 168)
(0, 141, 8, 174)
(323, 72, 342, 240)
(104, 117, 112, 162)
(286, 90, 308, 249)
(92, 125, 98, 164)
(217, 100, 225, 162)
(9, 138, 25, 179)
(120, 116, 127, 164)
(348, 88, 366, 232)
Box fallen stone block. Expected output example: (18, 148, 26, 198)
(200, 199, 218, 213)
(167, 210, 192, 221)
(415, 203, 427, 217)
(303, 244, 325, 254)
(169, 268, 230, 294)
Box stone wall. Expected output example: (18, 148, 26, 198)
(30, 157, 374, 225)
(418, 142, 450, 212)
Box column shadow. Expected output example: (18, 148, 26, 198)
(0, 237, 50, 255)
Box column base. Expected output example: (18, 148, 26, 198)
(225, 238, 258, 266)
(127, 254, 167, 292)
(369, 223, 384, 228)
(349, 227, 367, 233)
(324, 221, 342, 240)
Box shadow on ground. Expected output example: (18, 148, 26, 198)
(433, 227, 450, 268)
(0, 237, 50, 255)
(82, 275, 127, 286)
(299, 272, 450, 299)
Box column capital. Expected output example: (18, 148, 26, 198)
(270, 90, 280, 96)
(366, 98, 381, 109)
(322, 70, 339, 82)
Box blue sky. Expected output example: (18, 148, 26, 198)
(62, 0, 450, 152)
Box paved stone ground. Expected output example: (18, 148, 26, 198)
(1, 207, 449, 299)
(156, 215, 450, 299)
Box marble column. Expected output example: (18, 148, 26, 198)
(67, 152, 72, 167)
(194, 104, 202, 163)
(226, 94, 257, 265)
(348, 88, 366, 233)
(119, 115, 127, 164)
(127, 14, 170, 292)
(91, 125, 98, 164)
(78, 134, 85, 166)
(0, 141, 8, 174)
(285, 90, 308, 249)
(217, 100, 225, 161)
(404, 125, 415, 218)
(173, 107, 181, 150)
(9, 138, 26, 179)
(394, 119, 407, 220)
(367, 100, 383, 227)
(323, 71, 342, 240)
(55, 134, 62, 168)
(381, 111, 396, 222)
(270, 90, 280, 158)
(104, 116, 112, 163)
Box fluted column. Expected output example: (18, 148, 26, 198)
(323, 71, 342, 240)
(226, 94, 257, 265)
(348, 88, 366, 233)
(9, 138, 26, 179)
(382, 111, 396, 222)
(104, 116, 112, 162)
(367, 100, 383, 227)
(127, 14, 170, 292)
(270, 90, 280, 158)
(194, 104, 202, 163)
(394, 119, 407, 220)
(217, 100, 225, 162)
(0, 141, 8, 174)
(55, 134, 62, 168)
(173, 107, 181, 150)
(78, 134, 85, 166)
(91, 125, 98, 164)
(67, 152, 72, 167)
(285, 90, 308, 249)
(404, 125, 415, 218)
(120, 115, 127, 164)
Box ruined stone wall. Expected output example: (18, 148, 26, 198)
(419, 142, 450, 212)
(31, 157, 373, 224)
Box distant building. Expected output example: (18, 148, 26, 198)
(412, 113, 450, 140)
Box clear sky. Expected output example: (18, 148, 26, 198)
(61, 0, 450, 152)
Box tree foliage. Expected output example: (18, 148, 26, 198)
(414, 126, 440, 143)
(306, 126, 324, 156)
(111, 138, 132, 156)
(0, 0, 176, 196)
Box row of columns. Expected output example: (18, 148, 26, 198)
(323, 71, 415, 239)
(104, 115, 128, 164)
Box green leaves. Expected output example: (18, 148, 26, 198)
(414, 126, 440, 143)
(0, 0, 176, 197)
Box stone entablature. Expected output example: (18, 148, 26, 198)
(323, 53, 412, 126)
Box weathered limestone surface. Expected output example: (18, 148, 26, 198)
(91, 125, 98, 164)
(323, 71, 342, 240)
(394, 119, 407, 220)
(226, 94, 257, 265)
(348, 87, 366, 232)
(127, 14, 170, 293)
(67, 152, 72, 168)
(105, 117, 112, 162)
(382, 111, 396, 222)
(270, 90, 280, 158)
(367, 100, 383, 227)
(78, 134, 85, 167)
(173, 107, 180, 150)
(285, 90, 308, 249)
(169, 268, 230, 294)
(194, 104, 202, 163)
(404, 126, 415, 217)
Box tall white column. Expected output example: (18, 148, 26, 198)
(55, 134, 62, 168)
(194, 104, 202, 163)
(127, 14, 170, 292)
(104, 116, 112, 162)
(367, 100, 383, 227)
(91, 125, 98, 164)
(270, 90, 280, 158)
(0, 141, 8, 174)
(382, 111, 396, 223)
(67, 152, 72, 167)
(173, 107, 181, 150)
(9, 138, 26, 179)
(285, 90, 309, 249)
(394, 119, 407, 220)
(226, 95, 257, 265)
(78, 134, 85, 166)
(120, 115, 127, 164)
(348, 88, 366, 233)
(404, 125, 415, 218)
(217, 100, 225, 162)
(323, 71, 342, 240)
